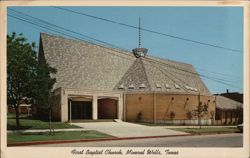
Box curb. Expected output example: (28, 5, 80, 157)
(7, 134, 191, 146)
(191, 131, 240, 135)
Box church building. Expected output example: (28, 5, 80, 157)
(38, 32, 215, 125)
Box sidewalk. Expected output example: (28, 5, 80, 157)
(162, 125, 236, 128)
(7, 128, 90, 133)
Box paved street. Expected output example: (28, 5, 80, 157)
(36, 133, 242, 147)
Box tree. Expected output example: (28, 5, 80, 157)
(7, 32, 56, 129)
(34, 59, 57, 134)
(47, 93, 60, 134)
(192, 102, 208, 129)
(33, 59, 56, 120)
(7, 33, 37, 128)
(210, 111, 215, 125)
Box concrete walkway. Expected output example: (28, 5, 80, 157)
(7, 124, 235, 134)
(72, 122, 188, 138)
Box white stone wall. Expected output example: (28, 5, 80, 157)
(60, 88, 123, 122)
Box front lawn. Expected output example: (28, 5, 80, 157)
(7, 113, 80, 130)
(171, 127, 239, 135)
(8, 130, 114, 144)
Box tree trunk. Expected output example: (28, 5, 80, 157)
(198, 115, 201, 129)
(49, 107, 52, 135)
(14, 105, 20, 129)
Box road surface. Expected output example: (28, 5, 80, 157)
(35, 133, 243, 147)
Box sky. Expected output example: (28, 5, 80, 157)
(7, 6, 243, 94)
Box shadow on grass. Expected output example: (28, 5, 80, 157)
(7, 124, 33, 130)
(8, 115, 43, 120)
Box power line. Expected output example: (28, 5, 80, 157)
(146, 58, 190, 92)
(54, 6, 243, 54)
(9, 9, 128, 52)
(9, 9, 242, 84)
(8, 14, 85, 43)
(144, 57, 242, 90)
(8, 10, 242, 90)
(196, 67, 241, 80)
(144, 56, 238, 84)
(8, 13, 136, 64)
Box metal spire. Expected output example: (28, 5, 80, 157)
(132, 16, 148, 58)
(139, 16, 141, 48)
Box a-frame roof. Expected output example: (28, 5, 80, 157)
(39, 33, 211, 95)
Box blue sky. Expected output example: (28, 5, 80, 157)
(7, 6, 243, 94)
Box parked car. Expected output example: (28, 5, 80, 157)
(237, 123, 243, 132)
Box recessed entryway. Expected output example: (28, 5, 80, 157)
(98, 98, 118, 119)
(68, 101, 92, 120)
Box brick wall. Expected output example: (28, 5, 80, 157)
(126, 94, 154, 121)
(215, 109, 239, 125)
(125, 93, 215, 124)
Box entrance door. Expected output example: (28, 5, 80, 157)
(98, 98, 118, 119)
(68, 101, 92, 120)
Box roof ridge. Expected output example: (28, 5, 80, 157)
(147, 54, 193, 67)
(113, 58, 151, 91)
(138, 58, 152, 90)
(142, 58, 189, 93)
(40, 32, 194, 67)
(40, 32, 134, 57)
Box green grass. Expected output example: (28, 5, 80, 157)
(170, 127, 239, 134)
(7, 113, 81, 130)
(7, 130, 114, 143)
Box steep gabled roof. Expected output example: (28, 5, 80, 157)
(39, 33, 211, 95)
(40, 33, 134, 91)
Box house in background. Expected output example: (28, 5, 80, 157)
(38, 33, 216, 125)
(8, 104, 31, 114)
(8, 97, 32, 115)
(219, 89, 243, 103)
(215, 96, 243, 125)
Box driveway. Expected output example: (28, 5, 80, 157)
(72, 122, 188, 138)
